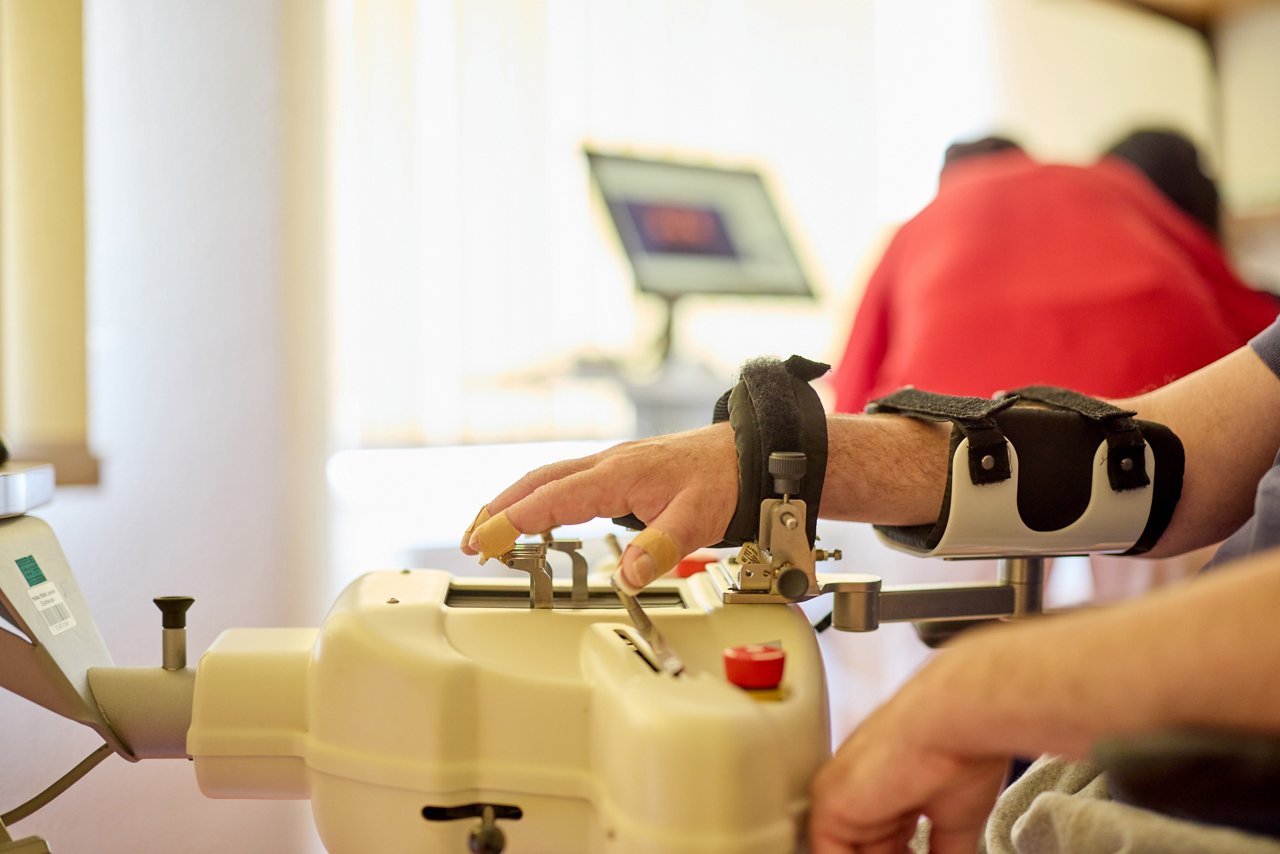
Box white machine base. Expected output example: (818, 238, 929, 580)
(188, 570, 830, 853)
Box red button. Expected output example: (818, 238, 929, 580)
(676, 554, 716, 577)
(723, 644, 785, 689)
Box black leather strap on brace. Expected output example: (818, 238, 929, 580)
(868, 388, 1018, 485)
(612, 355, 829, 548)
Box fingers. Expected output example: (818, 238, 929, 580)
(459, 455, 601, 556)
(464, 466, 633, 562)
(458, 425, 738, 576)
(614, 528, 681, 594)
(489, 454, 600, 513)
(613, 491, 712, 591)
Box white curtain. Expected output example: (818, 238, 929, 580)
(326, 0, 880, 447)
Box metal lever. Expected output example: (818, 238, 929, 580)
(546, 539, 589, 605)
(503, 544, 553, 609)
(611, 577, 684, 676)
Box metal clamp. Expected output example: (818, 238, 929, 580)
(500, 538, 591, 610)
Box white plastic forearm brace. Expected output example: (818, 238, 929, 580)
(868, 386, 1183, 559)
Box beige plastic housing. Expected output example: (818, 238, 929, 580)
(188, 569, 829, 853)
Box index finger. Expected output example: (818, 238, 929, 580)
(459, 453, 602, 555)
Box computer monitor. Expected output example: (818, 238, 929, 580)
(586, 150, 813, 302)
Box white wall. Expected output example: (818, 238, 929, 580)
(873, 0, 1215, 222)
(0, 2, 320, 851)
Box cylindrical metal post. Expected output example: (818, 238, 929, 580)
(998, 557, 1045, 617)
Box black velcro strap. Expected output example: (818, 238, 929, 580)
(612, 356, 829, 548)
(710, 356, 829, 546)
(1006, 386, 1149, 491)
(867, 388, 1018, 485)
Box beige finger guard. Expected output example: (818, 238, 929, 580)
(470, 510, 522, 564)
(460, 505, 490, 550)
(630, 528, 681, 578)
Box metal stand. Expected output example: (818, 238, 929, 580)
(821, 557, 1046, 632)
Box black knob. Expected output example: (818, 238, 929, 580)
(154, 596, 194, 629)
(776, 566, 811, 602)
(768, 452, 806, 496)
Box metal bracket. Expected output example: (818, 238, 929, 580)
(820, 557, 1044, 631)
(499, 538, 591, 610)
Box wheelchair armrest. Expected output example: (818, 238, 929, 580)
(1094, 728, 1280, 838)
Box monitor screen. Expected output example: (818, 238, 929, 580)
(586, 151, 813, 300)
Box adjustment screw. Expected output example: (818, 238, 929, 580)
(768, 452, 807, 496)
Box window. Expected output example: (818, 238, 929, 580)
(0, 0, 97, 485)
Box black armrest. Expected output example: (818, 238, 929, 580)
(1094, 728, 1280, 838)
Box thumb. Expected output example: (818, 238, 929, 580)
(615, 497, 708, 592)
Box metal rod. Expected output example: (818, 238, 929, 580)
(998, 556, 1046, 617)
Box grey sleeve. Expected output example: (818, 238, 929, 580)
(1250, 317, 1280, 381)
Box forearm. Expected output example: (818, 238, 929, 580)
(817, 345, 1280, 556)
(1123, 346, 1280, 557)
(909, 547, 1280, 760)
(819, 413, 950, 525)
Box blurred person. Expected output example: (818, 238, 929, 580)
(832, 130, 1278, 602)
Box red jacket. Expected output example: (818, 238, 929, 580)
(833, 151, 1278, 412)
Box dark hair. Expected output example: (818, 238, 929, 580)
(1106, 129, 1220, 240)
(942, 135, 1023, 170)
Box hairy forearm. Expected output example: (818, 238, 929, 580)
(819, 413, 951, 525)
(908, 548, 1280, 760)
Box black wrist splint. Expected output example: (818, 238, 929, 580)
(869, 385, 1183, 558)
(709, 355, 829, 547)
(613, 356, 830, 546)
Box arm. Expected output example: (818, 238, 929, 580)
(460, 415, 951, 589)
(1122, 345, 1280, 556)
(809, 542, 1280, 853)
(463, 342, 1280, 586)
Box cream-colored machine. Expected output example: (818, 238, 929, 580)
(190, 569, 827, 854)
(0, 454, 1056, 853)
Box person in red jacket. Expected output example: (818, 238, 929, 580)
(831, 130, 1279, 603)
(832, 131, 1277, 413)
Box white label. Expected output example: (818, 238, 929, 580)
(28, 582, 77, 636)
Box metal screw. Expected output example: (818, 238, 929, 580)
(981, 454, 996, 471)
(1120, 457, 1134, 472)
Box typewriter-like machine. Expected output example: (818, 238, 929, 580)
(0, 446, 1066, 854)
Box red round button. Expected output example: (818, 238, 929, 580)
(676, 554, 717, 577)
(723, 644, 785, 689)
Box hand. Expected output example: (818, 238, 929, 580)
(461, 423, 739, 590)
(809, 664, 1007, 853)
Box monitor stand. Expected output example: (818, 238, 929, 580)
(625, 294, 727, 437)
